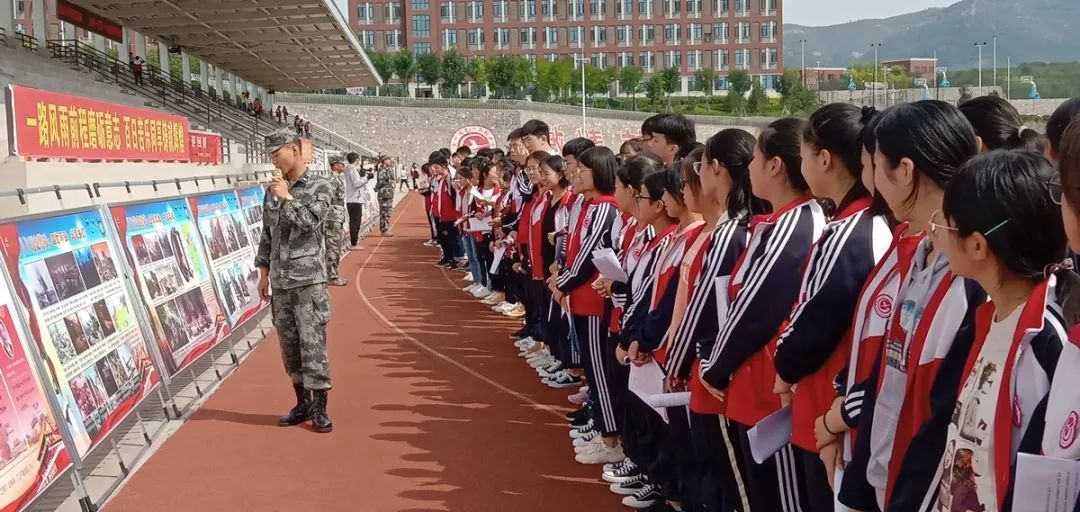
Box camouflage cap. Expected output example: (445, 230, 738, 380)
(265, 127, 302, 154)
(329, 155, 346, 166)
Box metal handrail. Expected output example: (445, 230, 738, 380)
(276, 92, 775, 128)
(14, 32, 37, 51)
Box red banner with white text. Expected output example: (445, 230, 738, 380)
(188, 131, 222, 164)
(5, 85, 191, 162)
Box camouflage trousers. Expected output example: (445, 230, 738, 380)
(324, 223, 346, 279)
(379, 200, 393, 234)
(271, 284, 332, 390)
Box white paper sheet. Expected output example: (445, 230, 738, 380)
(643, 391, 691, 409)
(467, 217, 492, 232)
(628, 359, 669, 422)
(489, 244, 507, 274)
(1013, 453, 1080, 512)
(747, 405, 792, 464)
(592, 248, 629, 283)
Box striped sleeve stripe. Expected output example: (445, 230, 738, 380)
(556, 203, 610, 288)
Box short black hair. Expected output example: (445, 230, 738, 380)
(642, 113, 697, 156)
(616, 151, 665, 190)
(346, 152, 359, 164)
(477, 147, 495, 160)
(455, 146, 473, 157)
(944, 150, 1066, 280)
(521, 119, 551, 141)
(562, 137, 595, 159)
(578, 146, 618, 195)
(541, 155, 571, 188)
(428, 150, 449, 167)
(507, 128, 524, 141)
(439, 148, 451, 158)
(647, 164, 684, 203)
(1047, 98, 1080, 153)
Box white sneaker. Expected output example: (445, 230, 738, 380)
(513, 336, 535, 348)
(573, 429, 602, 448)
(494, 301, 514, 312)
(463, 284, 477, 293)
(463, 272, 474, 282)
(528, 355, 555, 369)
(568, 420, 595, 439)
(471, 286, 491, 298)
(482, 293, 504, 305)
(574, 434, 604, 453)
(575, 443, 625, 465)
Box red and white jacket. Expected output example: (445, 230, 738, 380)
(699, 196, 826, 426)
(557, 196, 620, 317)
(433, 174, 460, 221)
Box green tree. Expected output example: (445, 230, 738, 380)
(533, 58, 557, 101)
(441, 48, 467, 97)
(747, 81, 767, 115)
(645, 78, 665, 109)
(726, 69, 753, 115)
(551, 57, 575, 98)
(484, 56, 527, 98)
(367, 49, 395, 94)
(512, 56, 534, 99)
(146, 47, 200, 83)
(584, 65, 615, 99)
(392, 48, 417, 97)
(466, 57, 487, 97)
(776, 69, 819, 115)
(618, 65, 644, 109)
(695, 67, 718, 111)
(417, 52, 443, 90)
(654, 66, 681, 110)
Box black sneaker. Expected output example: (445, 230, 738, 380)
(565, 405, 588, 422)
(509, 328, 528, 339)
(569, 413, 591, 429)
(640, 502, 676, 512)
(622, 483, 664, 509)
(602, 458, 640, 483)
(609, 473, 647, 495)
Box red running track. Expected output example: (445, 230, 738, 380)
(106, 193, 620, 512)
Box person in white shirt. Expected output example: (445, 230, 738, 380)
(343, 152, 372, 249)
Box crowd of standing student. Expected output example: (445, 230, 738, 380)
(415, 97, 1080, 512)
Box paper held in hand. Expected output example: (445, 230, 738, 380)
(592, 248, 629, 283)
(747, 405, 792, 464)
(490, 244, 507, 274)
(1012, 453, 1080, 512)
(467, 217, 492, 232)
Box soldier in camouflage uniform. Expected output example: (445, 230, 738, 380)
(373, 157, 396, 236)
(325, 155, 349, 286)
(255, 127, 335, 434)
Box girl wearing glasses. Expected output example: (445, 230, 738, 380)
(553, 146, 625, 465)
(855, 101, 985, 512)
(763, 104, 894, 509)
(929, 150, 1070, 512)
(697, 117, 826, 511)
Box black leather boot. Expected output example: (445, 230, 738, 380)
(311, 389, 333, 433)
(278, 384, 310, 426)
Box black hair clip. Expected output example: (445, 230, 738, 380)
(1044, 258, 1075, 278)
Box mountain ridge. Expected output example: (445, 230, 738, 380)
(783, 0, 1080, 70)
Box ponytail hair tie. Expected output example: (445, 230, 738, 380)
(1044, 258, 1075, 279)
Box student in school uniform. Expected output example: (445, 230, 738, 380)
(1045, 98, 1080, 166)
(852, 101, 983, 512)
(769, 104, 894, 510)
(521, 119, 562, 156)
(427, 151, 463, 269)
(698, 118, 827, 512)
(468, 159, 502, 299)
(641, 113, 697, 165)
(553, 146, 624, 465)
(930, 150, 1072, 511)
(958, 95, 1045, 153)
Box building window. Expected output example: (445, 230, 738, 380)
(412, 0, 430, 9)
(638, 0, 653, 18)
(542, 0, 558, 17)
(616, 25, 630, 44)
(414, 42, 432, 56)
(467, 0, 484, 20)
(494, 0, 508, 18)
(687, 23, 702, 42)
(736, 21, 750, 42)
(735, 48, 750, 69)
(760, 21, 776, 41)
(569, 26, 583, 45)
(359, 30, 375, 46)
(664, 24, 679, 45)
(618, 51, 633, 67)
(688, 50, 701, 71)
(761, 74, 776, 90)
(357, 2, 374, 23)
(687, 0, 701, 15)
(443, 29, 459, 46)
(468, 28, 485, 46)
(520, 0, 537, 18)
(591, 26, 607, 43)
(734, 0, 748, 14)
(412, 15, 431, 37)
(440, 2, 454, 20)
(590, 0, 606, 18)
(664, 0, 679, 16)
(763, 0, 776, 13)
(386, 30, 401, 48)
(713, 0, 728, 14)
(568, 0, 583, 17)
(714, 49, 729, 69)
(760, 47, 778, 69)
(616, 0, 632, 17)
(496, 28, 510, 46)
(665, 50, 681, 68)
(640, 24, 655, 44)
(545, 27, 558, 45)
(639, 51, 654, 70)
(385, 3, 401, 21)
(713, 22, 728, 42)
(520, 27, 536, 45)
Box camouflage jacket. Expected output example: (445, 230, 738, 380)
(326, 172, 347, 224)
(255, 171, 331, 290)
(374, 167, 395, 202)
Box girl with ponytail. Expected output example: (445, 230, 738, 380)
(698, 118, 827, 511)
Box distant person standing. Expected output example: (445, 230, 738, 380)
(344, 152, 371, 249)
(374, 158, 396, 236)
(255, 127, 334, 434)
(325, 155, 349, 286)
(410, 163, 420, 189)
(130, 54, 145, 86)
(398, 162, 411, 192)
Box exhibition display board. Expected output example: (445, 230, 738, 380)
(0, 265, 71, 512)
(0, 210, 159, 459)
(189, 192, 263, 329)
(238, 186, 266, 249)
(109, 200, 228, 377)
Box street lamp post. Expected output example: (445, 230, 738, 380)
(575, 54, 587, 134)
(800, 39, 807, 87)
(1007, 56, 1011, 100)
(993, 35, 997, 88)
(871, 42, 882, 108)
(976, 41, 987, 88)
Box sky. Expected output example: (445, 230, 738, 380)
(785, 0, 958, 26)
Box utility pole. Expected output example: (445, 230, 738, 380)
(993, 35, 997, 88)
(800, 39, 807, 87)
(976, 41, 986, 88)
(1007, 56, 1011, 100)
(871, 42, 882, 109)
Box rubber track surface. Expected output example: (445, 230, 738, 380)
(106, 193, 619, 511)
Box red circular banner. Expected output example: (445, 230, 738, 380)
(450, 126, 497, 152)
